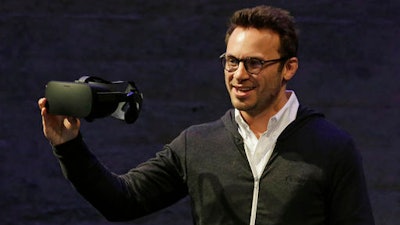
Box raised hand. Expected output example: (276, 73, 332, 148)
(38, 98, 81, 146)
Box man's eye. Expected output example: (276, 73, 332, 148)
(227, 58, 239, 65)
(247, 58, 262, 68)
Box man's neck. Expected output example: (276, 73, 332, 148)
(240, 91, 292, 138)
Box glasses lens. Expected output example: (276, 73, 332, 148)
(222, 56, 239, 72)
(245, 58, 263, 74)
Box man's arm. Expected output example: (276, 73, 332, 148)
(52, 133, 188, 221)
(328, 139, 375, 225)
(40, 98, 187, 221)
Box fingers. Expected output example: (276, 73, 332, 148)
(38, 97, 81, 145)
(38, 97, 46, 109)
(38, 98, 48, 117)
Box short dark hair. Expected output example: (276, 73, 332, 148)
(225, 5, 298, 58)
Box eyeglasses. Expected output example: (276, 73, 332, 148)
(220, 53, 287, 75)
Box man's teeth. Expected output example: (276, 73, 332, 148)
(238, 87, 253, 91)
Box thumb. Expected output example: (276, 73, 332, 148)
(64, 116, 80, 129)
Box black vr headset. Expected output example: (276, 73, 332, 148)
(45, 76, 143, 124)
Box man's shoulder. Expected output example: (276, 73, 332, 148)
(284, 105, 353, 142)
(187, 109, 235, 132)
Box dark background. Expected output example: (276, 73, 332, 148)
(0, 0, 399, 224)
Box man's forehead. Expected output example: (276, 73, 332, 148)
(226, 27, 281, 56)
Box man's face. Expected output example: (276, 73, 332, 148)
(224, 27, 290, 116)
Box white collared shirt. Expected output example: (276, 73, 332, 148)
(235, 90, 299, 178)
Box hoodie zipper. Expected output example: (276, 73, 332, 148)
(249, 177, 260, 225)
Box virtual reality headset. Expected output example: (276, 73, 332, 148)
(45, 76, 143, 124)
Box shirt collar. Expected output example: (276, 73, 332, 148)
(235, 90, 299, 137)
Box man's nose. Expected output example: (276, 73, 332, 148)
(233, 62, 250, 80)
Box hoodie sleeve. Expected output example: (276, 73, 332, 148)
(327, 138, 375, 225)
(52, 133, 187, 221)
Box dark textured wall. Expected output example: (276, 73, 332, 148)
(0, 1, 399, 224)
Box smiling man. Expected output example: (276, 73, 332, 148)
(39, 5, 375, 225)
(223, 25, 298, 138)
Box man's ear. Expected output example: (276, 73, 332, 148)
(282, 57, 298, 81)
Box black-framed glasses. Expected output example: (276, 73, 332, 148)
(220, 53, 288, 75)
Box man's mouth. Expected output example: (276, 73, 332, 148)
(236, 86, 255, 92)
(232, 85, 255, 96)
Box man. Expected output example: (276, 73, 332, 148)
(38, 5, 375, 225)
